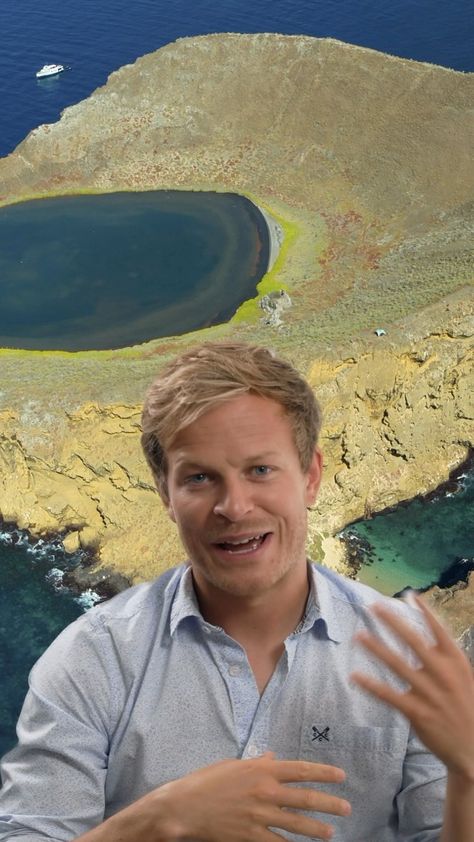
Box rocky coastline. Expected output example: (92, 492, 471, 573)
(0, 34, 472, 636)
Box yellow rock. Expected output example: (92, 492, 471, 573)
(63, 531, 81, 554)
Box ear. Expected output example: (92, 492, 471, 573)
(305, 447, 323, 506)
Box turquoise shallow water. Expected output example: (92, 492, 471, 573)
(0, 191, 268, 351)
(340, 467, 474, 596)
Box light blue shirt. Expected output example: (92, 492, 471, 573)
(0, 563, 446, 841)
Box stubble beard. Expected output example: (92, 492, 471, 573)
(186, 514, 309, 599)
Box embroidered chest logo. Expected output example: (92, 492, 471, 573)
(311, 726, 330, 742)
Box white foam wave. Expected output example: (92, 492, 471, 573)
(74, 589, 101, 610)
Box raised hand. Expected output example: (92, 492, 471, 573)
(351, 593, 474, 782)
(140, 752, 351, 841)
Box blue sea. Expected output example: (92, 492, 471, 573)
(1, 0, 473, 158)
(0, 529, 96, 758)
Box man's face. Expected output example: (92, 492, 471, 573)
(163, 393, 322, 600)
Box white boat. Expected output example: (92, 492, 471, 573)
(36, 64, 65, 78)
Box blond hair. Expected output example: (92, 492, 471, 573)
(141, 341, 322, 498)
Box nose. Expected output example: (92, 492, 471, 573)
(213, 478, 254, 521)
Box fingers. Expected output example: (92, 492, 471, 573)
(350, 594, 474, 777)
(252, 758, 350, 840)
(352, 627, 442, 707)
(274, 759, 346, 784)
(353, 628, 422, 686)
(354, 597, 442, 677)
(350, 599, 442, 706)
(165, 755, 351, 842)
(350, 670, 412, 715)
(359, 598, 471, 681)
(280, 784, 351, 818)
(276, 808, 341, 841)
(369, 602, 437, 666)
(271, 761, 350, 840)
(349, 664, 433, 725)
(410, 593, 469, 659)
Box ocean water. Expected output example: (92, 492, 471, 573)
(1, 0, 473, 158)
(0, 191, 268, 350)
(340, 467, 474, 596)
(0, 529, 98, 758)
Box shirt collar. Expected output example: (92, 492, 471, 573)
(169, 561, 343, 643)
(169, 565, 204, 636)
(308, 563, 343, 643)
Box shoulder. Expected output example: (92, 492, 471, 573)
(28, 564, 189, 716)
(33, 564, 187, 673)
(17, 566, 190, 738)
(310, 562, 426, 637)
(85, 564, 185, 629)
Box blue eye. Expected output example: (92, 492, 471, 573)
(253, 465, 271, 476)
(186, 473, 208, 484)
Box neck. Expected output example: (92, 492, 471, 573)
(193, 563, 310, 648)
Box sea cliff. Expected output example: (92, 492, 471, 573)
(0, 34, 472, 630)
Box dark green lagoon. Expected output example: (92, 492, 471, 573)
(0, 191, 269, 351)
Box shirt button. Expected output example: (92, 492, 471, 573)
(247, 744, 260, 757)
(228, 664, 242, 676)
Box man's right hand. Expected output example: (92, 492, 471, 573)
(95, 752, 350, 842)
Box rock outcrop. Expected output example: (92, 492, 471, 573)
(0, 34, 472, 630)
(259, 290, 292, 326)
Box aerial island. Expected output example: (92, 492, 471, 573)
(0, 34, 472, 637)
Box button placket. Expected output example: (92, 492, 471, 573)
(247, 744, 260, 757)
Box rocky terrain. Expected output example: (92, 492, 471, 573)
(0, 34, 472, 632)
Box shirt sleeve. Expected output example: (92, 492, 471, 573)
(0, 612, 119, 841)
(396, 726, 446, 841)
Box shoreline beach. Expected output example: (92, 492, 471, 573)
(255, 203, 284, 271)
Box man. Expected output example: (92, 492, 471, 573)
(0, 341, 472, 841)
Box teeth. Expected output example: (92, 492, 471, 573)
(215, 534, 268, 554)
(226, 534, 263, 545)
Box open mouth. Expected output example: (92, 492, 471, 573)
(214, 533, 270, 554)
